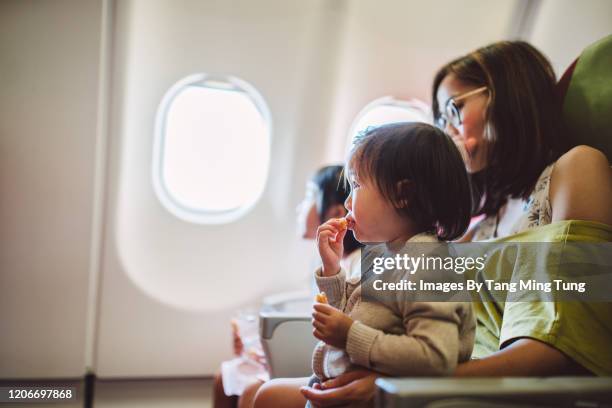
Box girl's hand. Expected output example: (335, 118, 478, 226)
(316, 218, 347, 276)
(312, 303, 353, 349)
(300, 369, 378, 407)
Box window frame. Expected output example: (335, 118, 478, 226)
(152, 73, 272, 225)
(346, 96, 432, 153)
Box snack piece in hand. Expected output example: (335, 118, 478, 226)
(336, 218, 348, 230)
(315, 292, 328, 304)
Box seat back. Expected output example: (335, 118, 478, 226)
(559, 35, 612, 163)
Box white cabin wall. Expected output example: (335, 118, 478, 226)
(527, 0, 612, 76)
(0, 0, 104, 378)
(96, 0, 348, 377)
(324, 0, 520, 162)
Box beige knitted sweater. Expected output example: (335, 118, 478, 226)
(312, 233, 475, 380)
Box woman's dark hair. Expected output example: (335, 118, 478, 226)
(349, 122, 471, 241)
(312, 165, 362, 254)
(432, 41, 572, 216)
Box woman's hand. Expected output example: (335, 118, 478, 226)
(312, 303, 353, 349)
(300, 369, 378, 407)
(317, 219, 347, 276)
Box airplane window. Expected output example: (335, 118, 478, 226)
(347, 97, 431, 152)
(153, 74, 271, 224)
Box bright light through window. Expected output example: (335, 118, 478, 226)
(153, 75, 271, 224)
(347, 97, 431, 152)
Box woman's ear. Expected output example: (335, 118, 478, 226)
(323, 203, 346, 220)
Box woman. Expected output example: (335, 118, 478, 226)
(214, 165, 361, 408)
(253, 41, 612, 408)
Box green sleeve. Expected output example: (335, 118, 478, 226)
(499, 301, 612, 376)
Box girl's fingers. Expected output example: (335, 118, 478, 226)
(317, 230, 335, 242)
(312, 320, 325, 331)
(312, 311, 328, 322)
(334, 227, 347, 243)
(317, 223, 339, 234)
(317, 231, 334, 247)
(313, 329, 325, 341)
(317, 227, 338, 240)
(313, 303, 335, 315)
(318, 223, 347, 248)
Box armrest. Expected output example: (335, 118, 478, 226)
(375, 377, 612, 408)
(260, 311, 311, 340)
(259, 311, 316, 378)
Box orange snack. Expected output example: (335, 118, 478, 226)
(315, 292, 328, 304)
(337, 218, 348, 230)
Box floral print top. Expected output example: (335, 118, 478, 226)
(473, 163, 554, 241)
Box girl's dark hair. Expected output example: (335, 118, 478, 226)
(349, 122, 471, 241)
(312, 165, 362, 254)
(432, 41, 572, 216)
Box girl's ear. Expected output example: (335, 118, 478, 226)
(396, 180, 412, 208)
(324, 203, 346, 220)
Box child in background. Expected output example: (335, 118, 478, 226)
(297, 165, 362, 273)
(214, 165, 361, 408)
(305, 123, 476, 407)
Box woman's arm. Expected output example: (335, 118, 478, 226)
(455, 338, 592, 377)
(550, 145, 612, 224)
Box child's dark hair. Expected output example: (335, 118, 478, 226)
(312, 165, 362, 254)
(348, 122, 471, 241)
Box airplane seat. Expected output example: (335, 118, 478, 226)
(558, 34, 612, 162)
(373, 34, 612, 407)
(259, 290, 317, 378)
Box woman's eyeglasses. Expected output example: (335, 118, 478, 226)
(436, 86, 488, 129)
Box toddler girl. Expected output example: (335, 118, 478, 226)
(307, 122, 476, 407)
